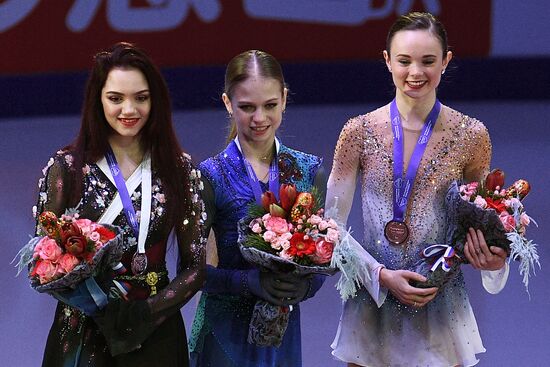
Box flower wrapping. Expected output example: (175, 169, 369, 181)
(237, 184, 338, 347)
(411, 170, 539, 293)
(14, 211, 125, 299)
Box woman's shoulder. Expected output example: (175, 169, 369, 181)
(279, 144, 321, 165)
(41, 148, 78, 177)
(338, 104, 389, 139)
(442, 105, 488, 136)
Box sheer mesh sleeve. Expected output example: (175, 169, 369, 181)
(34, 152, 75, 232)
(325, 117, 364, 223)
(463, 119, 492, 182)
(146, 156, 207, 317)
(326, 117, 388, 306)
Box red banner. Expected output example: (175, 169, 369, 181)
(0, 0, 491, 75)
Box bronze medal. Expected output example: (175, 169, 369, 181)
(131, 252, 148, 275)
(384, 220, 409, 245)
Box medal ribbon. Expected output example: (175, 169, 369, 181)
(390, 98, 441, 222)
(229, 139, 280, 205)
(105, 147, 151, 255)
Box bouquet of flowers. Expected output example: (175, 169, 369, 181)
(14, 210, 125, 314)
(411, 169, 539, 293)
(238, 183, 338, 346)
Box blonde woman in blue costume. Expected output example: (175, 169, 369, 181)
(189, 50, 326, 366)
(326, 12, 509, 367)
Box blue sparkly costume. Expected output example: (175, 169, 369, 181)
(189, 139, 323, 367)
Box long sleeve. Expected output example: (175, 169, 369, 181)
(147, 160, 207, 316)
(326, 118, 387, 306)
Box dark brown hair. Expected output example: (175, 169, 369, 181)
(224, 50, 286, 142)
(386, 12, 449, 57)
(67, 42, 191, 226)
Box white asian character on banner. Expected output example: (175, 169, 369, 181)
(243, 0, 440, 25)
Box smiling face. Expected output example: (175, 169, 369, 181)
(223, 75, 287, 146)
(101, 67, 151, 143)
(384, 29, 452, 102)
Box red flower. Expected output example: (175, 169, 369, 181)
(261, 191, 277, 212)
(288, 232, 316, 258)
(485, 197, 507, 213)
(60, 221, 82, 243)
(96, 226, 116, 242)
(485, 169, 505, 191)
(280, 184, 297, 211)
(64, 235, 87, 257)
(290, 192, 314, 222)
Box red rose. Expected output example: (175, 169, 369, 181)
(64, 235, 87, 257)
(288, 232, 316, 258)
(485, 197, 507, 213)
(311, 240, 334, 265)
(60, 222, 82, 243)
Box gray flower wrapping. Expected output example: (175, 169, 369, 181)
(21, 224, 124, 293)
(411, 181, 510, 289)
(237, 219, 336, 346)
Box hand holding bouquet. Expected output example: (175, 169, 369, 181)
(238, 184, 338, 346)
(14, 210, 125, 314)
(412, 169, 539, 292)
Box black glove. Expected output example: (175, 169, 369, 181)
(248, 269, 311, 306)
(94, 298, 154, 356)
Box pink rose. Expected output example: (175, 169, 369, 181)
(327, 218, 338, 229)
(88, 231, 101, 242)
(251, 223, 263, 234)
(279, 248, 293, 260)
(262, 230, 277, 243)
(473, 195, 487, 209)
(33, 259, 59, 284)
(58, 253, 79, 273)
(307, 214, 322, 225)
(318, 220, 330, 231)
(274, 239, 291, 251)
(74, 218, 96, 235)
(37, 237, 63, 262)
(499, 212, 516, 232)
(311, 240, 334, 265)
(263, 216, 290, 235)
(325, 228, 340, 243)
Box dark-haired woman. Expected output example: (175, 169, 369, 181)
(189, 50, 326, 367)
(326, 13, 508, 367)
(35, 42, 206, 366)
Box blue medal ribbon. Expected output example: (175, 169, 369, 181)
(105, 147, 140, 238)
(228, 140, 280, 206)
(389, 98, 441, 223)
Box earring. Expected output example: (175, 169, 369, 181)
(228, 111, 233, 118)
(442, 69, 446, 75)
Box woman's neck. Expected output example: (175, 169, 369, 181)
(395, 92, 437, 130)
(238, 137, 276, 164)
(108, 134, 145, 166)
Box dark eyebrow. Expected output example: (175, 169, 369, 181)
(105, 89, 150, 95)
